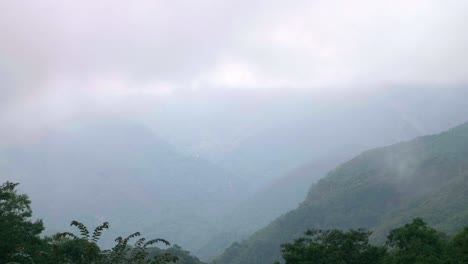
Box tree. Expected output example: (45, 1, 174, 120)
(103, 231, 177, 264)
(448, 227, 468, 264)
(53, 220, 178, 264)
(126, 244, 205, 264)
(385, 218, 445, 264)
(51, 221, 108, 263)
(0, 181, 45, 263)
(280, 229, 387, 264)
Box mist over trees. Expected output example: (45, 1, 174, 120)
(3, 180, 468, 264)
(3, 87, 468, 261)
(2, 106, 468, 263)
(214, 122, 468, 264)
(1, 1, 468, 263)
(0, 181, 201, 264)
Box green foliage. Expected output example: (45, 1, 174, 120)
(147, 245, 205, 264)
(447, 227, 468, 264)
(47, 236, 101, 264)
(52, 220, 178, 264)
(0, 181, 203, 264)
(51, 221, 109, 263)
(0, 181, 45, 263)
(103, 231, 176, 264)
(384, 218, 445, 264)
(216, 122, 468, 264)
(278, 218, 468, 264)
(281, 229, 387, 264)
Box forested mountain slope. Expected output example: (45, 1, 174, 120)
(214, 121, 468, 264)
(195, 157, 342, 260)
(197, 87, 468, 260)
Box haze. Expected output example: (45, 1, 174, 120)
(1, 1, 468, 262)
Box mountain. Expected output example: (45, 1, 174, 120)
(195, 157, 342, 260)
(194, 87, 468, 260)
(215, 86, 468, 190)
(214, 121, 468, 264)
(0, 119, 246, 253)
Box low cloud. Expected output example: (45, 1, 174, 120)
(1, 0, 467, 139)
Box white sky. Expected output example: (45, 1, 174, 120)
(1, 0, 468, 140)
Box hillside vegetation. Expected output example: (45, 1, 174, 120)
(215, 122, 468, 264)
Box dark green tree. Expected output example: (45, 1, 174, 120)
(51, 220, 108, 263)
(384, 218, 445, 264)
(0, 181, 45, 263)
(53, 220, 178, 264)
(102, 231, 177, 264)
(448, 227, 468, 264)
(280, 228, 387, 264)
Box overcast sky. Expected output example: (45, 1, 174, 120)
(1, 0, 468, 141)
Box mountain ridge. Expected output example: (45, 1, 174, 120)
(214, 121, 468, 264)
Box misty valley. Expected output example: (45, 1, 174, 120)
(2, 1, 468, 263)
(2, 89, 468, 264)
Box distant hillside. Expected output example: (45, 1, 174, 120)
(214, 121, 468, 264)
(195, 157, 342, 260)
(0, 119, 246, 253)
(216, 87, 468, 190)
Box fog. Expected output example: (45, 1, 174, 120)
(2, 0, 468, 141)
(1, 1, 468, 262)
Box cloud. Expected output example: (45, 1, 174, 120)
(0, 0, 467, 129)
(236, 0, 468, 87)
